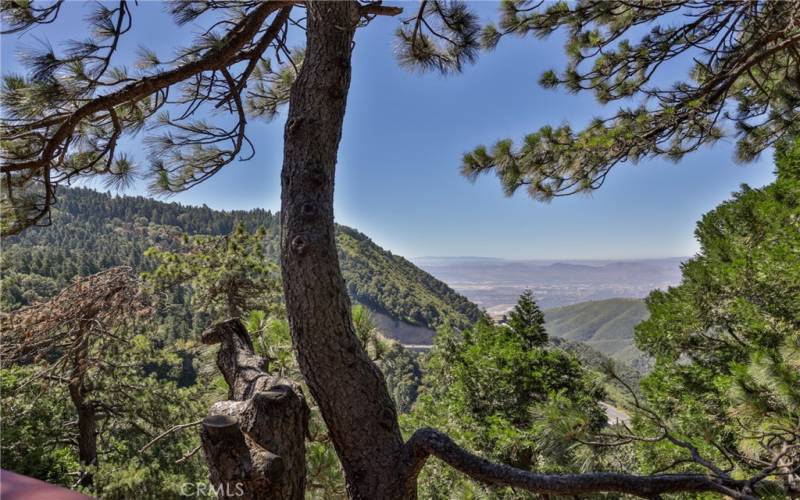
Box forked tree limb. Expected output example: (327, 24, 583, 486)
(401, 427, 756, 499)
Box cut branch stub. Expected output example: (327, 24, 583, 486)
(203, 414, 243, 445)
(200, 319, 308, 500)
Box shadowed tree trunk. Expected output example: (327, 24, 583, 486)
(279, 2, 410, 498)
(68, 322, 97, 487)
(200, 319, 309, 500)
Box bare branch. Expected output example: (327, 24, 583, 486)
(359, 2, 403, 18)
(138, 420, 203, 454)
(401, 428, 754, 499)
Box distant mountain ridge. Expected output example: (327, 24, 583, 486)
(2, 189, 660, 361)
(1, 187, 482, 342)
(414, 255, 683, 311)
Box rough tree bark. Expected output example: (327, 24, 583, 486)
(68, 323, 97, 487)
(279, 2, 410, 498)
(200, 319, 309, 500)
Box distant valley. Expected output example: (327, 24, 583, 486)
(412, 256, 683, 370)
(3, 188, 677, 370)
(413, 256, 685, 315)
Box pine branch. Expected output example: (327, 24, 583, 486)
(0, 1, 292, 236)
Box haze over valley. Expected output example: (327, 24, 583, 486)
(413, 256, 685, 318)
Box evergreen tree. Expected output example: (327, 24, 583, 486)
(506, 288, 548, 348)
(633, 135, 800, 493)
(404, 291, 606, 498)
(144, 222, 283, 320)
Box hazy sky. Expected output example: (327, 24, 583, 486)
(1, 2, 776, 259)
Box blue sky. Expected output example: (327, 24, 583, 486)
(1, 2, 776, 259)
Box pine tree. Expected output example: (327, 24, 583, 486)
(462, 1, 800, 201)
(506, 289, 548, 348)
(144, 222, 283, 320)
(404, 301, 606, 496)
(634, 135, 800, 493)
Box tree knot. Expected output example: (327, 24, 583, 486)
(290, 235, 308, 255)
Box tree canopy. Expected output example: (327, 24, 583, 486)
(404, 292, 606, 498)
(144, 222, 283, 319)
(634, 135, 800, 494)
(0, 268, 210, 496)
(462, 0, 800, 200)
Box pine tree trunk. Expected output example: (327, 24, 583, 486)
(68, 328, 97, 487)
(279, 2, 411, 498)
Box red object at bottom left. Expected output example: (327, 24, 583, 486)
(0, 470, 94, 500)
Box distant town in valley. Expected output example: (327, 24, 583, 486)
(414, 256, 685, 317)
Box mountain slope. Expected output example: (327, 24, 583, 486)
(544, 298, 649, 369)
(1, 188, 481, 342)
(338, 226, 481, 333)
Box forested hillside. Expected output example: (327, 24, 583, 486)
(544, 298, 649, 369)
(548, 337, 640, 391)
(2, 0, 798, 495)
(1, 187, 481, 338)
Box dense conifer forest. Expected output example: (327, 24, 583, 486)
(1, 187, 481, 335)
(2, 139, 797, 498)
